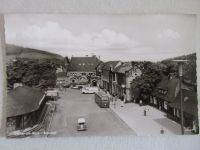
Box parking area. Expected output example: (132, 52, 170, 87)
(49, 88, 136, 137)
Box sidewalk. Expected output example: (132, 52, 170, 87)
(110, 99, 183, 136)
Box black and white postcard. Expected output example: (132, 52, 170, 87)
(4, 14, 198, 138)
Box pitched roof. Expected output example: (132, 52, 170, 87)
(152, 76, 180, 102)
(102, 61, 121, 70)
(68, 56, 100, 72)
(114, 62, 132, 74)
(7, 86, 45, 117)
(168, 89, 198, 116)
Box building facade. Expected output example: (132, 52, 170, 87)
(99, 61, 121, 93)
(114, 62, 142, 102)
(150, 75, 180, 112)
(67, 56, 101, 86)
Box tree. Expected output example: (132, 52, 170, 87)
(134, 62, 162, 104)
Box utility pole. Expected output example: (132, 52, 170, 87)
(173, 60, 189, 135)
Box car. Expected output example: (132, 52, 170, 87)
(76, 118, 87, 131)
(81, 86, 99, 94)
(71, 84, 87, 89)
(45, 88, 59, 99)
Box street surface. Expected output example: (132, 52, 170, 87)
(49, 88, 136, 137)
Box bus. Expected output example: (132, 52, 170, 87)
(94, 92, 110, 108)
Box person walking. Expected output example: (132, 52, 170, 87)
(123, 93, 127, 104)
(121, 95, 124, 107)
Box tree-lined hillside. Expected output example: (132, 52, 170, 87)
(6, 44, 63, 62)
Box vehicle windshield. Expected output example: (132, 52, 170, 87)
(102, 97, 109, 101)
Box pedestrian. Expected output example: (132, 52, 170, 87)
(144, 108, 147, 116)
(113, 94, 117, 109)
(121, 95, 124, 107)
(160, 128, 164, 134)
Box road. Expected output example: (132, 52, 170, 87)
(49, 88, 136, 137)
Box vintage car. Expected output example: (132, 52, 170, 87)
(76, 118, 87, 131)
(81, 86, 99, 94)
(45, 88, 59, 100)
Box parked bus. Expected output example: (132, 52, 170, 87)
(94, 92, 110, 108)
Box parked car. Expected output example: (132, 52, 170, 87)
(76, 118, 87, 131)
(71, 84, 87, 89)
(81, 86, 99, 94)
(45, 88, 59, 100)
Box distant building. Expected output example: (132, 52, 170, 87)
(56, 72, 70, 87)
(6, 85, 49, 137)
(67, 55, 101, 86)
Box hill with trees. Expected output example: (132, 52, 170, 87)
(6, 44, 63, 62)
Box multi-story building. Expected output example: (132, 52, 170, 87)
(99, 61, 121, 93)
(114, 62, 142, 102)
(67, 55, 101, 86)
(98, 61, 142, 102)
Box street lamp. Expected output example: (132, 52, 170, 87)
(121, 84, 125, 93)
(173, 59, 189, 135)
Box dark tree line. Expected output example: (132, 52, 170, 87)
(7, 58, 64, 90)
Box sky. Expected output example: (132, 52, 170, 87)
(4, 14, 196, 62)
